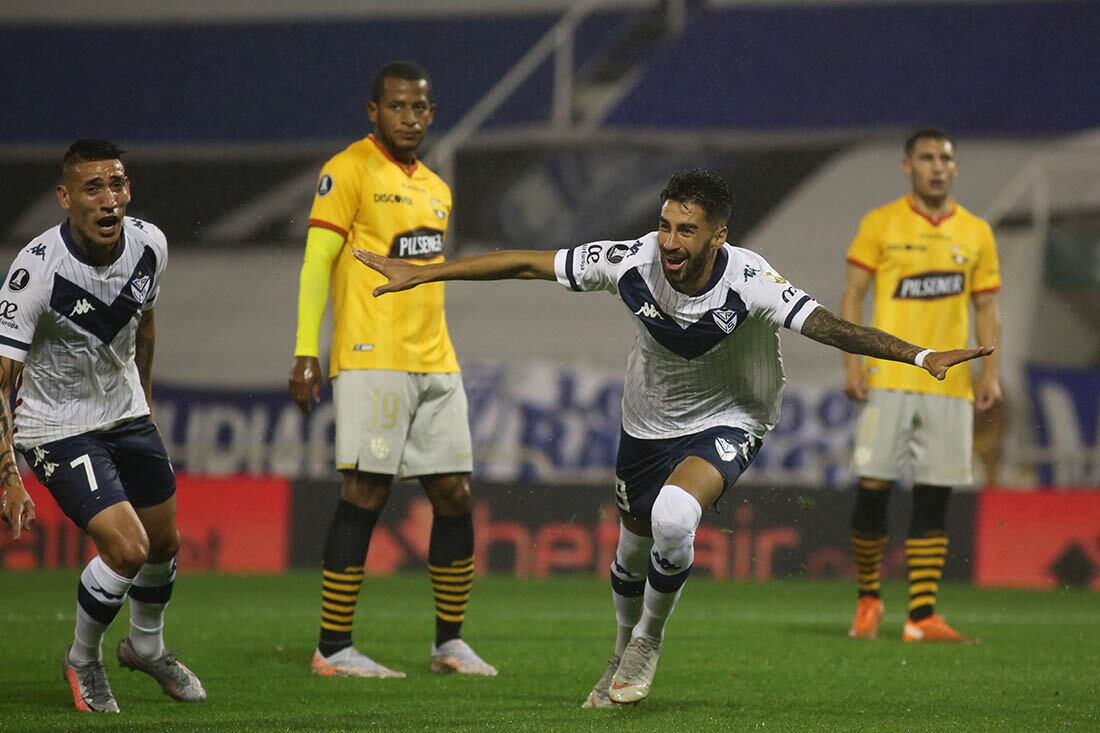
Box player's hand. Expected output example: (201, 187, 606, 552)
(288, 356, 323, 415)
(844, 363, 869, 402)
(922, 345, 995, 381)
(975, 374, 1003, 412)
(352, 250, 423, 295)
(1, 482, 35, 541)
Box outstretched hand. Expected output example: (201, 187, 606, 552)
(922, 345, 995, 381)
(353, 250, 423, 296)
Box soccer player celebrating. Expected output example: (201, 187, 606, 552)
(288, 61, 495, 678)
(353, 169, 992, 705)
(0, 140, 205, 712)
(842, 128, 1001, 643)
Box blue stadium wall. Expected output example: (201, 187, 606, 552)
(2, 2, 1098, 142)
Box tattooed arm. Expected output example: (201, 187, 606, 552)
(801, 307, 993, 381)
(135, 309, 156, 407)
(0, 356, 34, 539)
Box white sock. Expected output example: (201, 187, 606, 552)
(71, 557, 133, 664)
(633, 485, 701, 642)
(611, 522, 652, 656)
(128, 558, 176, 659)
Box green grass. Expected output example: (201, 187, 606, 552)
(0, 572, 1097, 732)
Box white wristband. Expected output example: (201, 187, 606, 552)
(914, 349, 933, 367)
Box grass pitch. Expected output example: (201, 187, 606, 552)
(0, 572, 1096, 732)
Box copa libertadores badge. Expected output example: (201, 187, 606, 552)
(317, 174, 334, 197)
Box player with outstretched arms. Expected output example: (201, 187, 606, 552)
(354, 170, 992, 706)
(0, 140, 204, 713)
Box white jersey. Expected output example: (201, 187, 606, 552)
(0, 218, 167, 448)
(554, 232, 820, 440)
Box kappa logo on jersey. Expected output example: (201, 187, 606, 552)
(28, 243, 47, 259)
(893, 271, 965, 300)
(712, 309, 739, 334)
(389, 227, 444, 260)
(317, 174, 334, 197)
(7, 268, 30, 292)
(70, 299, 95, 316)
(634, 302, 663, 320)
(129, 273, 151, 303)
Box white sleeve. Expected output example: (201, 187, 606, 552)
(0, 255, 49, 362)
(554, 240, 619, 294)
(739, 254, 820, 333)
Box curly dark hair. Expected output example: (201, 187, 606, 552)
(660, 169, 732, 227)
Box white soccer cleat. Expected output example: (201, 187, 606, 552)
(430, 639, 498, 676)
(581, 654, 621, 709)
(608, 635, 661, 704)
(310, 647, 406, 678)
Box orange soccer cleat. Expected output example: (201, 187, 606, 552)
(848, 596, 885, 640)
(902, 614, 978, 644)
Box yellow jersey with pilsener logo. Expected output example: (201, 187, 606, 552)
(846, 196, 1000, 401)
(309, 134, 459, 377)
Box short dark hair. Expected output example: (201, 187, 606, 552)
(62, 139, 125, 173)
(371, 61, 431, 103)
(660, 169, 732, 227)
(904, 127, 954, 156)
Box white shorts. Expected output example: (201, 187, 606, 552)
(333, 370, 474, 478)
(851, 389, 973, 487)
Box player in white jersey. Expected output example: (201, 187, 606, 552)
(0, 140, 204, 713)
(352, 170, 992, 706)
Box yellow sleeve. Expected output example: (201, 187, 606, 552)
(293, 226, 345, 358)
(308, 153, 361, 236)
(971, 221, 1002, 294)
(845, 211, 881, 272)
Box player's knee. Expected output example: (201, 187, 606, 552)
(103, 535, 150, 577)
(859, 478, 893, 491)
(650, 485, 702, 574)
(341, 472, 392, 510)
(424, 474, 471, 515)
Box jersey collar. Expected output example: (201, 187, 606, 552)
(369, 134, 419, 177)
(60, 221, 127, 267)
(908, 196, 957, 227)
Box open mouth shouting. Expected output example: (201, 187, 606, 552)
(95, 214, 121, 239)
(662, 250, 689, 275)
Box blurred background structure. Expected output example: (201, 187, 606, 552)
(1, 0, 1098, 585)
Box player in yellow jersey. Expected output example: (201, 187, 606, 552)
(842, 128, 1002, 643)
(288, 61, 495, 678)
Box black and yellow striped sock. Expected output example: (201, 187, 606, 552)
(852, 534, 889, 597)
(428, 513, 474, 647)
(907, 484, 951, 621)
(317, 501, 378, 657)
(906, 535, 948, 621)
(851, 485, 891, 598)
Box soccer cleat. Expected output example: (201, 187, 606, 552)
(63, 647, 120, 713)
(581, 655, 621, 709)
(117, 637, 207, 702)
(849, 596, 885, 640)
(608, 635, 661, 705)
(430, 639, 498, 676)
(902, 614, 978, 644)
(311, 647, 406, 678)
